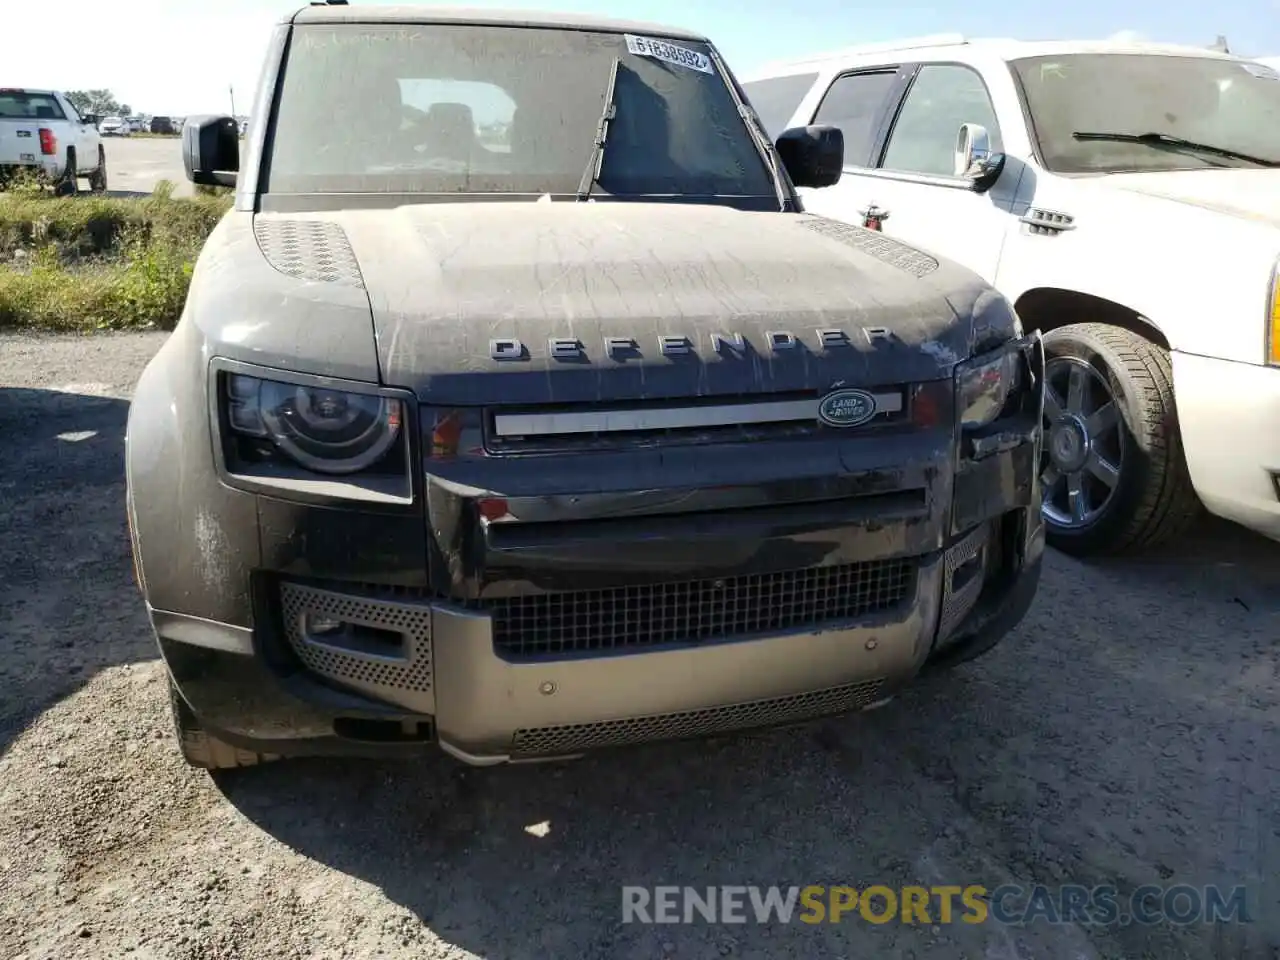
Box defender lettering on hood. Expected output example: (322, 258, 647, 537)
(491, 326, 894, 362)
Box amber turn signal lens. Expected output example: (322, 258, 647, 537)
(1268, 266, 1280, 366)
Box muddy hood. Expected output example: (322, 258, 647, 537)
(254, 202, 1007, 406)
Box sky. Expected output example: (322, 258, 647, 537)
(7, 0, 1280, 116)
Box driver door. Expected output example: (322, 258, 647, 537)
(801, 62, 1021, 285)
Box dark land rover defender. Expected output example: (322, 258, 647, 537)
(127, 3, 1045, 770)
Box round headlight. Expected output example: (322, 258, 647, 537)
(259, 381, 402, 474)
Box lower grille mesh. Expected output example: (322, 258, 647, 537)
(511, 678, 886, 756)
(937, 522, 990, 642)
(279, 582, 433, 695)
(491, 558, 916, 658)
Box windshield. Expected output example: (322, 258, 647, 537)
(1011, 54, 1280, 173)
(264, 23, 777, 199)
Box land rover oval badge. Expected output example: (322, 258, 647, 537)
(818, 388, 877, 427)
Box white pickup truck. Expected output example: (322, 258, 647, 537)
(0, 87, 107, 195)
(743, 38, 1280, 556)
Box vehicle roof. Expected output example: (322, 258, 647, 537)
(288, 4, 708, 42)
(743, 36, 1245, 79)
(0, 87, 56, 95)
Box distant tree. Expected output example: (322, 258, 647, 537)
(120, 104, 132, 116)
(65, 89, 125, 116)
(65, 90, 92, 114)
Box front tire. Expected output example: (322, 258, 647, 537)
(1039, 323, 1201, 556)
(167, 678, 279, 771)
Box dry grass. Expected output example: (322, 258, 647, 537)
(0, 179, 232, 331)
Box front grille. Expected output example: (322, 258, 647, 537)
(484, 390, 909, 456)
(490, 558, 917, 658)
(488, 417, 836, 455)
(511, 677, 886, 756)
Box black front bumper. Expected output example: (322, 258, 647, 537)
(158, 509, 1042, 764)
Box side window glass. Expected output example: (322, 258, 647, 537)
(881, 64, 1000, 177)
(810, 70, 898, 167)
(742, 73, 818, 139)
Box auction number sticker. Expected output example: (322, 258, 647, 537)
(625, 34, 713, 74)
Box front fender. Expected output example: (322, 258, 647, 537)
(1000, 260, 1175, 348)
(127, 209, 385, 626)
(996, 183, 1279, 364)
(125, 313, 261, 628)
(186, 212, 381, 383)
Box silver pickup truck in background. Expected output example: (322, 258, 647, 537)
(0, 87, 108, 195)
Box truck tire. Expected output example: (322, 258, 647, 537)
(167, 678, 279, 771)
(53, 150, 77, 197)
(88, 146, 107, 193)
(1040, 322, 1201, 556)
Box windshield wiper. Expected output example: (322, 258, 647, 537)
(705, 46, 790, 212)
(736, 103, 790, 212)
(1071, 131, 1280, 168)
(577, 57, 621, 201)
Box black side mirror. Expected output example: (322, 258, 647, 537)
(183, 115, 239, 187)
(775, 124, 844, 188)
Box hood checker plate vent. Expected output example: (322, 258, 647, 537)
(799, 216, 940, 278)
(253, 217, 366, 288)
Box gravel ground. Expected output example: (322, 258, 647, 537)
(100, 137, 196, 198)
(1, 331, 1278, 960)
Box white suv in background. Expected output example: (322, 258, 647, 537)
(98, 116, 128, 136)
(743, 37, 1280, 556)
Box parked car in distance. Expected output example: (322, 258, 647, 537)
(0, 87, 107, 194)
(742, 37, 1280, 556)
(151, 116, 176, 135)
(98, 115, 128, 136)
(127, 4, 1045, 773)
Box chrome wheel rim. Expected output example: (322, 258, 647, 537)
(1040, 356, 1125, 529)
